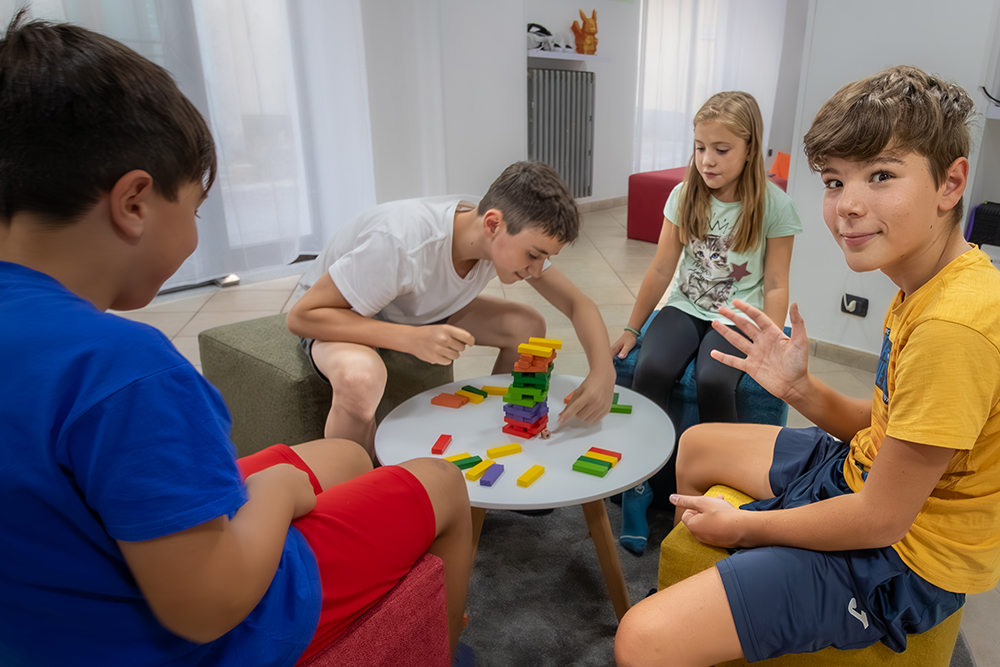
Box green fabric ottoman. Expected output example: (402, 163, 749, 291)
(198, 314, 454, 457)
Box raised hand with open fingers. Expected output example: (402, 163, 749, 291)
(709, 300, 810, 403)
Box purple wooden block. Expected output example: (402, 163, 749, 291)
(503, 402, 549, 421)
(479, 463, 505, 487)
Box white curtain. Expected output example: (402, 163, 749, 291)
(2, 0, 376, 290)
(634, 0, 788, 173)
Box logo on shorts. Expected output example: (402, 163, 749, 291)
(848, 597, 869, 629)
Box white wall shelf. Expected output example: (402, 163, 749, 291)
(527, 49, 609, 63)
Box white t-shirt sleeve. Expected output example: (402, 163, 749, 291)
(328, 232, 416, 318)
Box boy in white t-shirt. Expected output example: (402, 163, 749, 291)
(290, 161, 616, 458)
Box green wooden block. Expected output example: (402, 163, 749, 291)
(610, 404, 633, 414)
(508, 386, 545, 400)
(452, 456, 483, 470)
(573, 460, 609, 477)
(577, 455, 612, 470)
(612, 392, 619, 405)
(461, 385, 489, 398)
(513, 375, 549, 388)
(502, 394, 537, 408)
(512, 369, 552, 380)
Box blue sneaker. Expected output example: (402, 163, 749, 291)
(453, 641, 476, 667)
(619, 482, 653, 554)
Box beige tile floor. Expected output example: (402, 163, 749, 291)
(120, 204, 996, 665)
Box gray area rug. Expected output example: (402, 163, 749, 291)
(463, 499, 976, 667)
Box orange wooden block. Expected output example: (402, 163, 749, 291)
(431, 393, 469, 408)
(564, 390, 575, 404)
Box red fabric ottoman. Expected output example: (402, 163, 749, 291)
(627, 167, 788, 243)
(300, 553, 449, 667)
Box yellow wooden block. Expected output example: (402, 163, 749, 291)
(455, 390, 484, 404)
(585, 451, 618, 467)
(443, 452, 472, 462)
(481, 385, 509, 396)
(528, 337, 562, 350)
(487, 443, 522, 458)
(517, 464, 545, 487)
(517, 343, 553, 357)
(465, 459, 495, 481)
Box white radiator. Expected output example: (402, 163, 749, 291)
(527, 68, 595, 198)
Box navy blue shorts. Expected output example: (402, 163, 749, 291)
(717, 427, 965, 662)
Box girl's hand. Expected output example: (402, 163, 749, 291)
(709, 300, 810, 402)
(611, 331, 638, 359)
(408, 324, 475, 365)
(670, 493, 747, 548)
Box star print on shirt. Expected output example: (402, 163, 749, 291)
(729, 261, 751, 280)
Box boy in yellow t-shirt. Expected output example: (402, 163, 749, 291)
(614, 66, 1000, 666)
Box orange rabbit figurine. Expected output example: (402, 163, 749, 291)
(571, 9, 598, 55)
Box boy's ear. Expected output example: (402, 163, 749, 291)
(939, 157, 969, 213)
(108, 170, 156, 240)
(482, 208, 505, 238)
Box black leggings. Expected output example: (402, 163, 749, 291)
(632, 306, 745, 424)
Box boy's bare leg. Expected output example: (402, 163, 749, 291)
(673, 423, 781, 526)
(288, 438, 372, 490)
(309, 341, 387, 460)
(447, 294, 546, 373)
(615, 566, 743, 666)
(397, 458, 473, 660)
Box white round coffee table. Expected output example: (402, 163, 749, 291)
(376, 373, 674, 621)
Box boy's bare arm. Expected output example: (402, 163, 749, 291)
(674, 436, 955, 551)
(710, 300, 871, 442)
(529, 267, 616, 423)
(288, 273, 474, 364)
(117, 464, 316, 644)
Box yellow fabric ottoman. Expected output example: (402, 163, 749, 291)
(657, 485, 963, 667)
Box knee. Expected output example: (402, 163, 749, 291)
(615, 604, 670, 667)
(325, 353, 387, 410)
(503, 304, 547, 344)
(332, 438, 374, 477)
(675, 424, 711, 483)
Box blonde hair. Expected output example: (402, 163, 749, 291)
(803, 65, 974, 225)
(677, 91, 767, 254)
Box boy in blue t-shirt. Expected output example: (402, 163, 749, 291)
(0, 12, 473, 667)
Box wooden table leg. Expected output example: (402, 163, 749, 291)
(470, 507, 487, 562)
(581, 499, 631, 622)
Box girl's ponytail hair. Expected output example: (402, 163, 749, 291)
(677, 91, 767, 254)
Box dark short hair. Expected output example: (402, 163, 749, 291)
(0, 10, 216, 224)
(478, 161, 579, 244)
(803, 65, 974, 225)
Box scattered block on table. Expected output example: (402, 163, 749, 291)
(443, 452, 472, 462)
(461, 385, 489, 398)
(609, 404, 633, 414)
(480, 463, 505, 486)
(564, 390, 575, 404)
(465, 459, 495, 481)
(613, 392, 619, 405)
(517, 464, 545, 487)
(577, 455, 612, 470)
(431, 434, 452, 455)
(528, 337, 562, 350)
(487, 443, 522, 458)
(455, 389, 485, 404)
(517, 343, 553, 357)
(588, 447, 622, 462)
(482, 385, 508, 396)
(432, 393, 469, 408)
(585, 451, 618, 467)
(452, 455, 483, 470)
(573, 459, 609, 477)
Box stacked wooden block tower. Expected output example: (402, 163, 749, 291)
(502, 337, 560, 439)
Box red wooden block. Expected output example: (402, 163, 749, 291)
(587, 446, 622, 462)
(431, 393, 468, 408)
(503, 415, 548, 433)
(431, 434, 452, 455)
(502, 424, 533, 438)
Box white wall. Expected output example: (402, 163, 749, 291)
(525, 1, 642, 201)
(361, 0, 639, 203)
(786, 0, 1000, 355)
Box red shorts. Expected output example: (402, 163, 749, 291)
(238, 445, 437, 664)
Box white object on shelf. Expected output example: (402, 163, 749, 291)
(987, 103, 1000, 120)
(527, 48, 609, 63)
